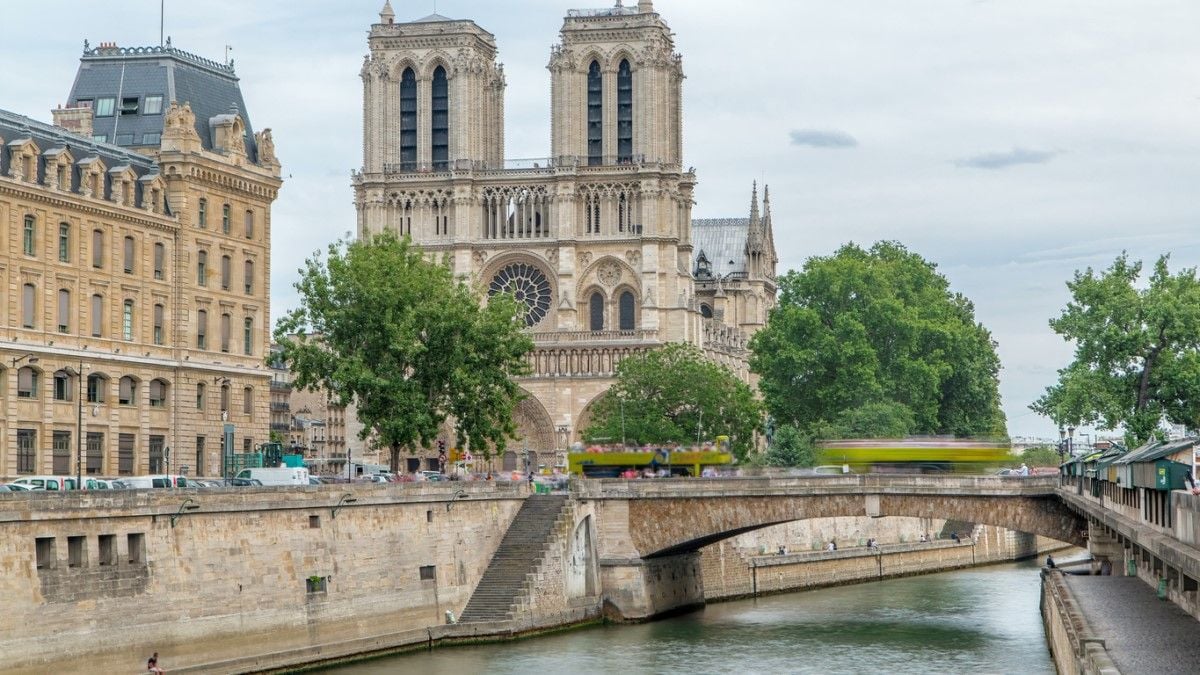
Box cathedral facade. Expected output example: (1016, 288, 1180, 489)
(354, 1, 776, 463)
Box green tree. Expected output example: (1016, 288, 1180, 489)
(763, 424, 817, 467)
(1032, 253, 1200, 445)
(750, 241, 1006, 439)
(1020, 445, 1062, 467)
(274, 232, 534, 471)
(583, 342, 763, 459)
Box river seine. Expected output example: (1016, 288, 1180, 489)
(324, 560, 1052, 674)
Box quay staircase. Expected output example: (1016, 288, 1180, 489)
(458, 494, 570, 623)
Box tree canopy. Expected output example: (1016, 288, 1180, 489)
(750, 241, 1007, 439)
(582, 342, 763, 459)
(762, 424, 817, 467)
(274, 232, 534, 471)
(1032, 253, 1200, 445)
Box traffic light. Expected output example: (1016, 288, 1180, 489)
(437, 439, 446, 453)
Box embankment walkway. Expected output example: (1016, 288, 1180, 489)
(1062, 573, 1200, 675)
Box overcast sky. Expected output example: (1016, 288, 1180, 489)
(4, 0, 1199, 440)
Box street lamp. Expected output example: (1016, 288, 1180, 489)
(64, 362, 87, 488)
(1058, 427, 1067, 462)
(1067, 426, 1075, 457)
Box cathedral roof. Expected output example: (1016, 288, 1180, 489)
(66, 41, 257, 161)
(692, 218, 749, 279)
(413, 13, 454, 23)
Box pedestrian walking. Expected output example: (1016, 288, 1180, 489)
(147, 652, 165, 674)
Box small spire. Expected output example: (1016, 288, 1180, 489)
(638, 0, 655, 12)
(749, 181, 760, 224)
(380, 0, 395, 24)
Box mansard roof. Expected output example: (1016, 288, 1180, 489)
(692, 218, 749, 279)
(66, 41, 257, 161)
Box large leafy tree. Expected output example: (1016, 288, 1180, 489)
(274, 232, 534, 471)
(750, 241, 1006, 439)
(1032, 254, 1200, 445)
(582, 343, 763, 459)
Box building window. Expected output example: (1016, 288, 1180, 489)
(17, 367, 39, 399)
(220, 384, 231, 413)
(93, 134, 108, 143)
(95, 97, 115, 117)
(220, 313, 231, 353)
(222, 204, 231, 234)
(119, 376, 138, 405)
(53, 370, 72, 401)
(197, 309, 208, 349)
(149, 435, 165, 473)
(118, 434, 135, 476)
(92, 229, 104, 267)
(617, 59, 634, 162)
(196, 382, 207, 410)
(122, 300, 134, 341)
(58, 223, 71, 262)
(87, 432, 104, 474)
(115, 133, 134, 146)
(87, 374, 106, 403)
(143, 95, 164, 115)
(197, 250, 208, 285)
(700, 303, 713, 319)
(141, 132, 161, 145)
(35, 536, 55, 568)
(619, 290, 636, 330)
(54, 432, 72, 476)
(153, 243, 165, 280)
(244, 210, 254, 239)
(243, 386, 253, 416)
(589, 292, 605, 332)
(400, 67, 417, 169)
(243, 317, 254, 355)
(587, 61, 603, 166)
(198, 198, 208, 228)
(23, 215, 36, 255)
(123, 236, 135, 273)
(149, 379, 168, 408)
(119, 96, 139, 116)
(221, 255, 232, 290)
(153, 304, 165, 345)
(419, 565, 436, 581)
(57, 289, 71, 333)
(17, 430, 36, 474)
(196, 437, 206, 476)
(244, 260, 254, 295)
(431, 65, 449, 170)
(22, 283, 36, 329)
(98, 534, 116, 565)
(91, 294, 104, 337)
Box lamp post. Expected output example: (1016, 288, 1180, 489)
(64, 361, 86, 488)
(1058, 427, 1067, 462)
(1067, 426, 1075, 457)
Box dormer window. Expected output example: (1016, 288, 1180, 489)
(143, 96, 163, 115)
(120, 97, 139, 116)
(95, 98, 115, 117)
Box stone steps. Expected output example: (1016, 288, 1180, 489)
(458, 495, 569, 623)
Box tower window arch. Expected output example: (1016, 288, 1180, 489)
(587, 61, 603, 166)
(617, 59, 633, 163)
(399, 67, 417, 170)
(589, 292, 605, 332)
(431, 65, 449, 170)
(700, 303, 713, 319)
(619, 290, 636, 331)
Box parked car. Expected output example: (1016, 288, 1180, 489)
(419, 470, 446, 482)
(233, 467, 310, 486)
(10, 475, 77, 491)
(229, 478, 263, 487)
(2, 483, 38, 491)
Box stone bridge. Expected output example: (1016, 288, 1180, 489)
(573, 475, 1085, 619)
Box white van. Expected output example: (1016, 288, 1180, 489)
(114, 474, 188, 489)
(11, 475, 77, 491)
(234, 467, 309, 486)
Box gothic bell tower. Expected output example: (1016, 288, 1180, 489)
(361, 1, 505, 174)
(549, 0, 683, 165)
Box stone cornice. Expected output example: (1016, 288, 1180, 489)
(0, 177, 179, 234)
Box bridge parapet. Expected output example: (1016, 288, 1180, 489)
(574, 475, 1061, 500)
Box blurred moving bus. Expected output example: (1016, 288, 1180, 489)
(816, 438, 1011, 474)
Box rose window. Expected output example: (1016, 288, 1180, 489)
(488, 263, 552, 327)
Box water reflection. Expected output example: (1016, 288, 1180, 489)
(323, 560, 1053, 675)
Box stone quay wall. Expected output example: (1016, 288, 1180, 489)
(701, 520, 1064, 601)
(1040, 569, 1120, 675)
(0, 484, 526, 674)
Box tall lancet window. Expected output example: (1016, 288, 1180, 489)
(399, 68, 417, 170)
(587, 61, 603, 166)
(617, 59, 633, 163)
(431, 66, 449, 170)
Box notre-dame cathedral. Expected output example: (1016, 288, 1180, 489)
(353, 0, 777, 463)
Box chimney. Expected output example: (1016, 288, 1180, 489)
(52, 104, 94, 138)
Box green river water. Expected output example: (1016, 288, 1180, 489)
(323, 559, 1053, 674)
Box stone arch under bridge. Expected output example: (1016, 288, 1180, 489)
(582, 476, 1087, 559)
